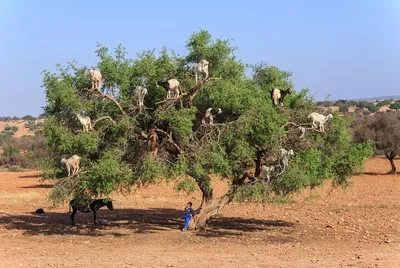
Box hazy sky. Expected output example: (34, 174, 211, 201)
(1, 0, 399, 116)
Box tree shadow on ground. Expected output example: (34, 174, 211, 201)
(362, 172, 394, 176)
(0, 208, 296, 241)
(197, 216, 295, 239)
(20, 184, 54, 189)
(18, 174, 43, 179)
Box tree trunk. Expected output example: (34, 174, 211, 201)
(189, 173, 213, 209)
(385, 152, 397, 174)
(254, 150, 263, 178)
(189, 172, 252, 231)
(190, 194, 231, 230)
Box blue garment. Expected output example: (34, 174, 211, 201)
(182, 207, 195, 230)
(183, 215, 191, 230)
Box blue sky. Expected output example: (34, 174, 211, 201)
(1, 0, 399, 116)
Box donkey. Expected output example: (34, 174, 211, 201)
(69, 198, 113, 226)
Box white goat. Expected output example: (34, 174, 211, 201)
(307, 112, 333, 133)
(76, 113, 92, 133)
(201, 108, 222, 125)
(61, 155, 81, 177)
(192, 59, 209, 84)
(260, 165, 275, 182)
(278, 149, 294, 172)
(157, 79, 182, 99)
(134, 86, 148, 108)
(298, 126, 306, 139)
(89, 69, 102, 90)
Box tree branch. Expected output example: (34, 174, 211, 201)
(87, 88, 125, 115)
(155, 128, 183, 153)
(92, 116, 116, 128)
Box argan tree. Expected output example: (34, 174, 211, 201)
(354, 111, 400, 174)
(41, 30, 373, 229)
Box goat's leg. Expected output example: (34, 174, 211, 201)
(209, 116, 214, 125)
(70, 208, 77, 226)
(67, 166, 71, 177)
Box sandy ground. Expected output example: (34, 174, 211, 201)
(0, 157, 400, 267)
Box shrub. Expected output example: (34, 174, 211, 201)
(8, 165, 24, 172)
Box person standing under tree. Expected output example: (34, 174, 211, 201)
(182, 202, 195, 231)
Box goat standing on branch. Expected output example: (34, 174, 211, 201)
(278, 149, 294, 172)
(75, 113, 92, 133)
(307, 112, 333, 133)
(134, 86, 148, 109)
(190, 59, 209, 84)
(89, 69, 102, 90)
(147, 128, 158, 154)
(260, 165, 275, 182)
(157, 79, 182, 99)
(61, 154, 81, 177)
(201, 108, 222, 125)
(271, 88, 293, 107)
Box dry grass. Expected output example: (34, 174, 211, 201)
(0, 192, 43, 205)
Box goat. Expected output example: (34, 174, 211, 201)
(201, 108, 222, 125)
(134, 86, 148, 108)
(191, 59, 209, 84)
(89, 69, 102, 90)
(147, 128, 158, 154)
(307, 112, 333, 133)
(75, 113, 92, 133)
(298, 126, 306, 139)
(278, 149, 294, 172)
(271, 88, 293, 107)
(69, 198, 113, 226)
(157, 79, 182, 99)
(61, 154, 81, 177)
(260, 165, 275, 182)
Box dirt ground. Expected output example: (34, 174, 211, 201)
(1, 157, 400, 268)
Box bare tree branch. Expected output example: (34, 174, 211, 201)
(87, 87, 125, 115)
(92, 116, 116, 128)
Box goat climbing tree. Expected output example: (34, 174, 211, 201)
(41, 30, 373, 229)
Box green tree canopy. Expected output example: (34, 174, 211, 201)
(41, 30, 373, 229)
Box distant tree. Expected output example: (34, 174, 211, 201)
(2, 125, 18, 135)
(389, 101, 400, 110)
(25, 120, 37, 131)
(2, 146, 20, 157)
(316, 101, 333, 107)
(354, 111, 400, 174)
(356, 101, 370, 109)
(376, 100, 391, 107)
(365, 104, 379, 113)
(38, 113, 46, 119)
(362, 110, 370, 116)
(22, 115, 36, 121)
(339, 103, 349, 113)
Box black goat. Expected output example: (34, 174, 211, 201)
(69, 198, 113, 226)
(271, 88, 293, 107)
